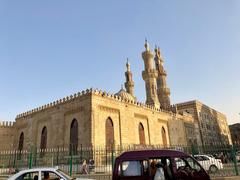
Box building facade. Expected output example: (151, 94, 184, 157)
(229, 123, 240, 145)
(176, 100, 232, 146)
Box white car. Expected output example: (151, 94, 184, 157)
(194, 155, 223, 173)
(8, 167, 95, 180)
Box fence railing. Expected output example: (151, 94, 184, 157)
(0, 144, 239, 178)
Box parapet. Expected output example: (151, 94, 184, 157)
(0, 121, 15, 128)
(16, 88, 176, 119)
(16, 88, 94, 119)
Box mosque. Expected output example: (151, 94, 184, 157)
(0, 41, 231, 151)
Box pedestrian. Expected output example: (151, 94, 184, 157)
(81, 159, 88, 174)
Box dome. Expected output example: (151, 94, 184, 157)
(115, 88, 135, 102)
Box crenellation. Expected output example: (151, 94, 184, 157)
(0, 121, 15, 127)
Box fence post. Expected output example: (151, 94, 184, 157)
(111, 147, 115, 173)
(13, 150, 17, 168)
(28, 148, 33, 169)
(57, 146, 59, 165)
(34, 147, 37, 167)
(105, 146, 108, 166)
(231, 144, 239, 175)
(69, 146, 73, 176)
(80, 144, 83, 163)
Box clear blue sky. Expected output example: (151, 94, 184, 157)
(0, 0, 239, 125)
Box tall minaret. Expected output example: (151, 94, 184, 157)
(154, 47, 171, 110)
(142, 40, 160, 108)
(124, 58, 135, 97)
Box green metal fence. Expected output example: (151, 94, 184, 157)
(0, 144, 239, 179)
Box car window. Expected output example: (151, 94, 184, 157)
(201, 156, 210, 160)
(195, 156, 209, 161)
(174, 157, 201, 172)
(56, 169, 73, 179)
(16, 172, 39, 180)
(119, 160, 149, 177)
(184, 157, 202, 172)
(174, 158, 186, 169)
(194, 156, 203, 161)
(41, 171, 60, 180)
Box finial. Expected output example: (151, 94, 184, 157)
(157, 46, 161, 58)
(154, 44, 158, 53)
(126, 58, 130, 71)
(144, 38, 150, 51)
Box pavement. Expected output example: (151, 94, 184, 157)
(0, 174, 240, 180)
(211, 176, 240, 180)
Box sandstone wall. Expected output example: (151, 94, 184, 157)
(91, 93, 171, 147)
(13, 92, 92, 150)
(0, 121, 15, 150)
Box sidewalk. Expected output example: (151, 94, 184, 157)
(212, 176, 240, 180)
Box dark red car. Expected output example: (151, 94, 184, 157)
(113, 149, 210, 180)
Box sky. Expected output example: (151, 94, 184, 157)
(0, 0, 239, 125)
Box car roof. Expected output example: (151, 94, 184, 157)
(18, 167, 57, 173)
(194, 155, 209, 157)
(116, 149, 189, 160)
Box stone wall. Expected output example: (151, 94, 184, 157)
(91, 90, 171, 147)
(0, 88, 192, 151)
(13, 90, 92, 150)
(0, 121, 15, 150)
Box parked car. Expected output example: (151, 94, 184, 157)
(113, 149, 210, 180)
(194, 155, 223, 173)
(8, 167, 95, 180)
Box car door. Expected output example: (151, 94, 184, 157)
(40, 170, 63, 180)
(195, 156, 209, 171)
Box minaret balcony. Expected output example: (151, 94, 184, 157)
(142, 51, 154, 60)
(142, 70, 158, 79)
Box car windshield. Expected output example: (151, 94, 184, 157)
(57, 169, 73, 180)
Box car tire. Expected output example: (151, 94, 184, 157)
(209, 165, 218, 173)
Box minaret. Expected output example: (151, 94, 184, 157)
(142, 40, 160, 108)
(124, 58, 135, 97)
(154, 47, 171, 110)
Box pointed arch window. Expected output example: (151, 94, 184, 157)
(139, 123, 145, 145)
(18, 132, 24, 159)
(161, 127, 167, 147)
(105, 118, 114, 149)
(18, 132, 24, 151)
(70, 119, 78, 155)
(40, 126, 47, 156)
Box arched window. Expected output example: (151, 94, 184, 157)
(105, 118, 114, 149)
(139, 123, 145, 145)
(18, 132, 24, 151)
(70, 119, 78, 155)
(161, 127, 167, 147)
(40, 127, 47, 153)
(18, 132, 24, 159)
